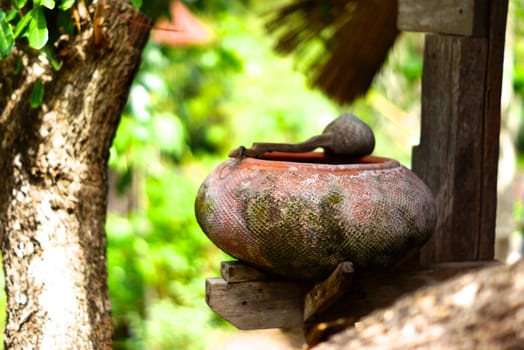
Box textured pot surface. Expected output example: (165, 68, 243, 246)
(195, 152, 436, 281)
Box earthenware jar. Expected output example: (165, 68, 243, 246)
(195, 152, 436, 281)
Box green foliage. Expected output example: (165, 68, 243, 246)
(58, 0, 75, 10)
(0, 0, 75, 58)
(106, 34, 243, 348)
(0, 10, 14, 58)
(513, 1, 524, 96)
(30, 79, 45, 108)
(40, 0, 56, 9)
(130, 0, 143, 10)
(26, 7, 48, 49)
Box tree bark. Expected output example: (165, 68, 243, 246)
(313, 259, 524, 350)
(0, 1, 150, 348)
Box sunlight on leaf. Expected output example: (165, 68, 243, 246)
(58, 0, 75, 10)
(27, 7, 48, 49)
(41, 0, 55, 10)
(13, 0, 28, 10)
(13, 11, 31, 39)
(0, 10, 14, 58)
(6, 9, 18, 21)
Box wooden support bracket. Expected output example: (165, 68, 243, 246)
(304, 261, 354, 322)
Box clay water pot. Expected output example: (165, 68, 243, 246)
(195, 152, 436, 281)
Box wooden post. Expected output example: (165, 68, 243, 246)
(400, 0, 509, 264)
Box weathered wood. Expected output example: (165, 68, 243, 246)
(304, 262, 354, 322)
(412, 0, 508, 265)
(205, 278, 309, 329)
(413, 35, 488, 264)
(478, 0, 509, 259)
(221, 261, 271, 283)
(206, 261, 498, 330)
(397, 0, 488, 36)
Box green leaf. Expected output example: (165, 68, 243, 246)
(130, 0, 142, 9)
(0, 10, 14, 58)
(6, 9, 18, 22)
(14, 11, 32, 38)
(59, 0, 76, 10)
(41, 0, 55, 9)
(30, 79, 45, 108)
(15, 57, 24, 74)
(13, 0, 28, 10)
(56, 9, 74, 35)
(42, 46, 61, 70)
(27, 7, 48, 49)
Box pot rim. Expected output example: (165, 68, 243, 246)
(229, 152, 400, 173)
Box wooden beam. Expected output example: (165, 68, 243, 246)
(411, 0, 508, 265)
(398, 0, 488, 36)
(206, 262, 309, 330)
(304, 262, 354, 322)
(206, 277, 308, 329)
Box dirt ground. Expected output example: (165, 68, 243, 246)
(209, 328, 305, 350)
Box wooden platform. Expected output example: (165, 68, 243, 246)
(206, 260, 500, 331)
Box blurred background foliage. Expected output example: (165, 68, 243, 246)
(104, 0, 524, 349)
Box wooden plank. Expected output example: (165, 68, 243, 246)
(205, 278, 309, 329)
(478, 0, 509, 259)
(398, 0, 488, 36)
(304, 262, 354, 322)
(413, 34, 488, 264)
(221, 261, 270, 283)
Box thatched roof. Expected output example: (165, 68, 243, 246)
(266, 0, 399, 104)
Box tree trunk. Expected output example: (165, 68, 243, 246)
(0, 1, 150, 348)
(313, 259, 524, 350)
